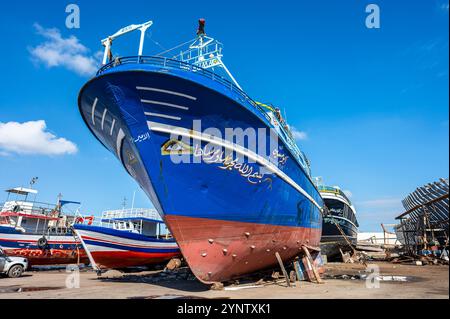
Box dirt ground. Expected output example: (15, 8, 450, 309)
(0, 261, 448, 299)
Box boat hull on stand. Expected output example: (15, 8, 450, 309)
(74, 224, 180, 269)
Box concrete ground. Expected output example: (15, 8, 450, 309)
(0, 261, 448, 299)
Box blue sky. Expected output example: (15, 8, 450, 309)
(0, 0, 448, 231)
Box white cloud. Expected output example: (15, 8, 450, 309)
(290, 126, 308, 140)
(440, 2, 449, 12)
(354, 197, 404, 230)
(29, 23, 98, 76)
(355, 197, 404, 220)
(0, 120, 78, 156)
(356, 198, 402, 208)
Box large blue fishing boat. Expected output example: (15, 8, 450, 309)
(78, 19, 323, 283)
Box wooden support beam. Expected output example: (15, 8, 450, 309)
(275, 252, 290, 287)
(302, 246, 324, 284)
(293, 259, 301, 284)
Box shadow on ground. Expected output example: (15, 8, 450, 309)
(95, 268, 210, 293)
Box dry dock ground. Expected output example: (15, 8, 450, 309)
(0, 262, 448, 299)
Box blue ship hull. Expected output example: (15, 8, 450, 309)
(320, 217, 358, 258)
(78, 57, 323, 283)
(319, 189, 359, 258)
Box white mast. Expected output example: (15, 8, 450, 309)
(131, 190, 136, 210)
(101, 20, 153, 65)
(178, 19, 243, 90)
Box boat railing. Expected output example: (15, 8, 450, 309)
(96, 56, 271, 123)
(173, 39, 223, 67)
(318, 186, 352, 204)
(101, 208, 162, 221)
(0, 201, 58, 217)
(95, 217, 173, 239)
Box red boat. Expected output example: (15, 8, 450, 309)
(0, 186, 89, 266)
(74, 208, 180, 271)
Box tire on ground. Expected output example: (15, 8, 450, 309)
(8, 265, 24, 278)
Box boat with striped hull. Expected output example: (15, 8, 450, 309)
(74, 208, 180, 269)
(0, 187, 88, 266)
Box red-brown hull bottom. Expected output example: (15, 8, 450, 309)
(4, 248, 89, 266)
(91, 251, 180, 269)
(165, 215, 322, 284)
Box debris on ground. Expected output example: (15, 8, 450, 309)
(323, 273, 410, 282)
(165, 258, 182, 271)
(210, 282, 224, 291)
